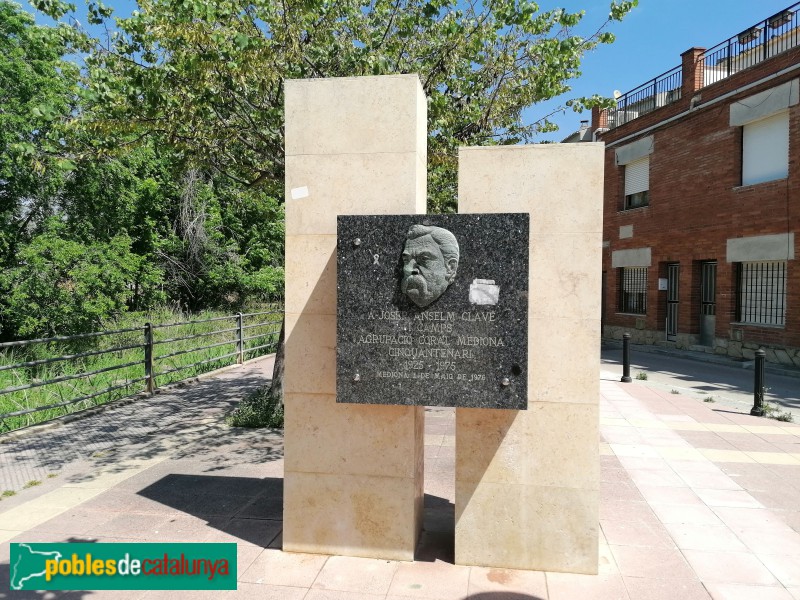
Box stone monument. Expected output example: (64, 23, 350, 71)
(455, 144, 603, 573)
(283, 74, 603, 573)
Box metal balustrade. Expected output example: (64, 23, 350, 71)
(606, 3, 800, 130)
(0, 309, 283, 433)
(700, 4, 800, 88)
(607, 65, 682, 130)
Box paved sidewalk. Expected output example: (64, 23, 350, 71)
(0, 356, 275, 493)
(2, 361, 800, 599)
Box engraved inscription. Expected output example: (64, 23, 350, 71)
(354, 309, 503, 384)
(336, 213, 528, 409)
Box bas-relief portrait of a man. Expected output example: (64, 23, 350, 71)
(400, 224, 460, 308)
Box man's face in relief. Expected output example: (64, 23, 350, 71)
(401, 230, 458, 308)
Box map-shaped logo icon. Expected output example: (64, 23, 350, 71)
(10, 544, 63, 590)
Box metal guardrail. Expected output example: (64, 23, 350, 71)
(0, 309, 282, 432)
(699, 4, 800, 88)
(607, 64, 682, 130)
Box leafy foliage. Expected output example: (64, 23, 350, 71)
(0, 1, 286, 339)
(0, 1, 81, 266)
(74, 0, 637, 211)
(2, 0, 638, 343)
(0, 219, 161, 336)
(226, 385, 284, 428)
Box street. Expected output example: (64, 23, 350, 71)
(601, 345, 800, 421)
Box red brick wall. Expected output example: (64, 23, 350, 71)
(599, 50, 800, 351)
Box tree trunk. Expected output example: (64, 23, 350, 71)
(268, 317, 285, 408)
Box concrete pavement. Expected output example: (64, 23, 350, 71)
(1, 355, 800, 599)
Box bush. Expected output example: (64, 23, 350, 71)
(226, 386, 283, 428)
(0, 221, 164, 338)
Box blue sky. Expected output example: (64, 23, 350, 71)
(536, 0, 796, 140)
(23, 0, 798, 141)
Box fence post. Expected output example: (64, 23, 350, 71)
(726, 39, 732, 78)
(236, 312, 244, 365)
(621, 333, 632, 383)
(750, 348, 766, 416)
(651, 77, 658, 109)
(144, 322, 155, 394)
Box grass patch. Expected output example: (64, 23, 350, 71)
(1, 490, 16, 498)
(763, 402, 794, 423)
(636, 372, 648, 380)
(47, 473, 59, 479)
(23, 480, 41, 489)
(227, 386, 284, 429)
(671, 389, 680, 394)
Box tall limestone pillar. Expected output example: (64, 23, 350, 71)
(455, 144, 604, 573)
(282, 75, 427, 560)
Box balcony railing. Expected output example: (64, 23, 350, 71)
(606, 65, 682, 130)
(699, 4, 800, 88)
(605, 3, 800, 130)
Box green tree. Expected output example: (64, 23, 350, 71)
(0, 0, 83, 267)
(60, 148, 285, 313)
(47, 0, 636, 211)
(0, 219, 163, 337)
(0, 2, 286, 340)
(32, 0, 637, 406)
(152, 168, 284, 311)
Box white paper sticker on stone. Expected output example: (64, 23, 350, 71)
(290, 186, 309, 200)
(469, 279, 500, 305)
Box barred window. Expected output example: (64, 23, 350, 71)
(618, 267, 648, 314)
(737, 261, 787, 326)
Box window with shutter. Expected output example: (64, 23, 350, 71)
(624, 156, 649, 209)
(742, 111, 789, 186)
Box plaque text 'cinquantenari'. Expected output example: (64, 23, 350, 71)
(336, 213, 528, 410)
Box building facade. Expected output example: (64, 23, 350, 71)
(590, 6, 800, 367)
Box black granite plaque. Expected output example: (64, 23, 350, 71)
(336, 213, 529, 409)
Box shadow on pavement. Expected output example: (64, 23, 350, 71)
(416, 492, 455, 563)
(137, 475, 458, 559)
(137, 473, 283, 547)
(467, 594, 545, 600)
(0, 368, 273, 490)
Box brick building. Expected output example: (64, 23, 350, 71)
(585, 5, 800, 366)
